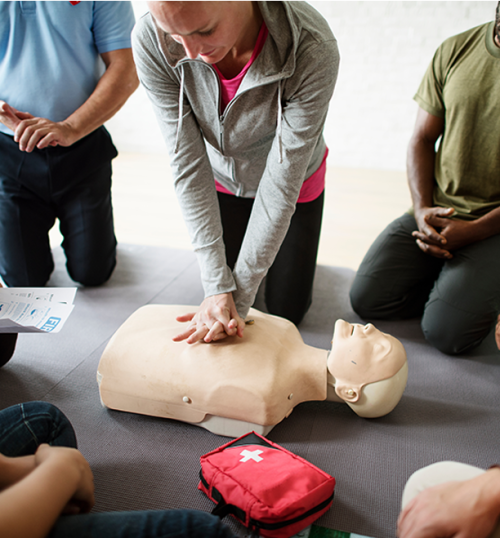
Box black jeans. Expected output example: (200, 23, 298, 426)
(0, 128, 117, 287)
(218, 190, 324, 325)
(350, 213, 500, 355)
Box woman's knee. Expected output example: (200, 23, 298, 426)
(266, 301, 309, 326)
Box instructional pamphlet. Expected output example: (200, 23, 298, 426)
(0, 287, 77, 334)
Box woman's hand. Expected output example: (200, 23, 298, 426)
(173, 293, 245, 344)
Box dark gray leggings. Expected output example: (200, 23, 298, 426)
(217, 191, 324, 326)
(349, 213, 500, 355)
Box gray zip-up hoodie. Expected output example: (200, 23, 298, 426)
(132, 2, 339, 317)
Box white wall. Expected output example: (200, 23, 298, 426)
(106, 1, 497, 171)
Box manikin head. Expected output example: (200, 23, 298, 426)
(327, 320, 408, 418)
(147, 1, 258, 63)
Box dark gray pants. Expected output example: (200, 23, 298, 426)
(350, 213, 500, 355)
(217, 190, 324, 326)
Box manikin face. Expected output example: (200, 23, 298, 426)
(148, 1, 252, 64)
(327, 319, 407, 403)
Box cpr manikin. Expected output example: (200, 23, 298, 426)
(97, 305, 408, 437)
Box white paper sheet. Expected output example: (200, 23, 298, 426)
(0, 287, 77, 333)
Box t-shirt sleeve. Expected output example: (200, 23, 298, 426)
(92, 1, 136, 53)
(413, 44, 447, 118)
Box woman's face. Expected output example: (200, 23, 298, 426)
(148, 1, 252, 64)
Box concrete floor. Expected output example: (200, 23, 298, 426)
(50, 151, 411, 271)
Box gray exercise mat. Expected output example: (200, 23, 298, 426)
(1, 244, 499, 538)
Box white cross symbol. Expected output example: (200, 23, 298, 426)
(239, 449, 263, 463)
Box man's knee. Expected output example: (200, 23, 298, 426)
(349, 274, 387, 319)
(0, 245, 54, 287)
(422, 301, 494, 355)
(66, 253, 116, 287)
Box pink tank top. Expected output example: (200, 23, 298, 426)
(214, 23, 327, 204)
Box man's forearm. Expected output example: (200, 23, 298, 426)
(63, 48, 139, 142)
(475, 467, 500, 528)
(468, 206, 500, 242)
(406, 133, 436, 211)
(407, 107, 444, 212)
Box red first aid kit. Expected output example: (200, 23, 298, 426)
(198, 432, 336, 538)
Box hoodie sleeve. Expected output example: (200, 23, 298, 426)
(232, 36, 339, 316)
(131, 16, 236, 298)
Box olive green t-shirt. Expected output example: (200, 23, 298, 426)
(414, 21, 500, 220)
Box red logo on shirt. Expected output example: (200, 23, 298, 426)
(69, 1, 80, 5)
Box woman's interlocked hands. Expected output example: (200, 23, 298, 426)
(173, 292, 245, 344)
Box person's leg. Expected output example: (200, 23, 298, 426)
(48, 127, 118, 287)
(0, 402, 77, 456)
(56, 163, 117, 286)
(48, 509, 237, 538)
(217, 191, 253, 270)
(402, 461, 500, 538)
(350, 214, 443, 319)
(265, 192, 324, 325)
(0, 333, 18, 368)
(421, 233, 500, 355)
(0, 133, 56, 286)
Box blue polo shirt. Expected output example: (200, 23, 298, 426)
(0, 1, 135, 136)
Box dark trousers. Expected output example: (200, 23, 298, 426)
(218, 190, 324, 325)
(349, 213, 500, 355)
(0, 128, 117, 287)
(0, 333, 17, 368)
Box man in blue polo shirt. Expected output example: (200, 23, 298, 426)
(0, 1, 138, 288)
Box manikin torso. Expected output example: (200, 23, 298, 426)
(98, 305, 408, 437)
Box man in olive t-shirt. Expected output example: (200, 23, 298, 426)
(350, 4, 500, 355)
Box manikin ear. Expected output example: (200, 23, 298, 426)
(335, 382, 362, 403)
(344, 362, 409, 418)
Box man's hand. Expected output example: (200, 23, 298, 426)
(13, 117, 79, 152)
(173, 293, 245, 344)
(0, 100, 32, 132)
(412, 206, 454, 259)
(0, 100, 78, 152)
(34, 444, 95, 514)
(397, 468, 500, 538)
(413, 206, 488, 259)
